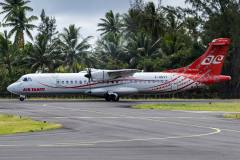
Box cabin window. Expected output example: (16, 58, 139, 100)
(66, 81, 69, 84)
(79, 81, 82, 84)
(84, 80, 87, 84)
(57, 81, 60, 84)
(71, 81, 73, 84)
(75, 80, 78, 84)
(62, 81, 64, 84)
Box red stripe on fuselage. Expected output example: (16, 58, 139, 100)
(39, 78, 144, 90)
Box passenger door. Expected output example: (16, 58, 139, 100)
(56, 79, 62, 87)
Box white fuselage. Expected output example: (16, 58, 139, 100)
(7, 72, 205, 97)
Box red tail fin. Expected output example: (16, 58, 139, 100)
(166, 38, 231, 75)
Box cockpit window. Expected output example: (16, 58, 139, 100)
(23, 77, 28, 82)
(22, 77, 32, 82)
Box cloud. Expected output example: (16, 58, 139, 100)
(55, 13, 101, 44)
(143, 0, 186, 7)
(29, 0, 131, 16)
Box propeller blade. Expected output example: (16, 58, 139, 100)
(84, 68, 92, 82)
(88, 68, 91, 82)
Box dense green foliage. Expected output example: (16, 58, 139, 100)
(0, 0, 240, 98)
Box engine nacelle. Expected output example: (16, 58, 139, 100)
(84, 68, 138, 82)
(91, 70, 111, 81)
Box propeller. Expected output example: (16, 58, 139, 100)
(84, 68, 93, 95)
(84, 68, 93, 83)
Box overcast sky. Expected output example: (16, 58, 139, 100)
(0, 0, 186, 43)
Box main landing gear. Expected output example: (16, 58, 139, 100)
(105, 93, 120, 102)
(19, 95, 26, 102)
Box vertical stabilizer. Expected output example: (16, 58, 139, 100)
(165, 38, 231, 75)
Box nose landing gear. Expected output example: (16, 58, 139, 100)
(19, 95, 26, 102)
(105, 93, 120, 102)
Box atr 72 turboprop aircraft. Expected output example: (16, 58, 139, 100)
(7, 38, 231, 102)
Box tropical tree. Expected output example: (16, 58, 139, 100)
(0, 31, 16, 76)
(95, 33, 128, 69)
(142, 2, 165, 40)
(126, 32, 163, 71)
(59, 24, 92, 72)
(160, 7, 186, 55)
(24, 35, 62, 72)
(123, 1, 164, 41)
(123, 9, 143, 35)
(0, 0, 33, 21)
(3, 8, 37, 48)
(38, 9, 58, 42)
(97, 10, 122, 36)
(186, 0, 240, 97)
(24, 10, 61, 73)
(0, 0, 37, 48)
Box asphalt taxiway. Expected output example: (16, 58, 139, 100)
(0, 99, 240, 160)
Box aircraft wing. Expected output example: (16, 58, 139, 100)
(107, 69, 139, 79)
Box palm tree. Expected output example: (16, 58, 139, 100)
(123, 2, 165, 41)
(143, 2, 165, 40)
(24, 35, 62, 73)
(97, 10, 122, 36)
(3, 8, 37, 48)
(0, 31, 16, 75)
(122, 9, 142, 36)
(59, 24, 92, 72)
(0, 0, 37, 48)
(94, 33, 129, 69)
(161, 6, 186, 56)
(126, 32, 163, 71)
(0, 0, 33, 21)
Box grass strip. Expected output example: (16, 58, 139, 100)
(132, 103, 240, 112)
(224, 113, 240, 119)
(0, 114, 62, 135)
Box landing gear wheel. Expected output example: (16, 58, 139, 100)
(113, 96, 119, 102)
(19, 95, 26, 102)
(19, 97, 25, 102)
(105, 96, 111, 102)
(105, 93, 120, 102)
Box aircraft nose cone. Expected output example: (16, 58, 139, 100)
(7, 83, 18, 94)
(7, 84, 14, 93)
